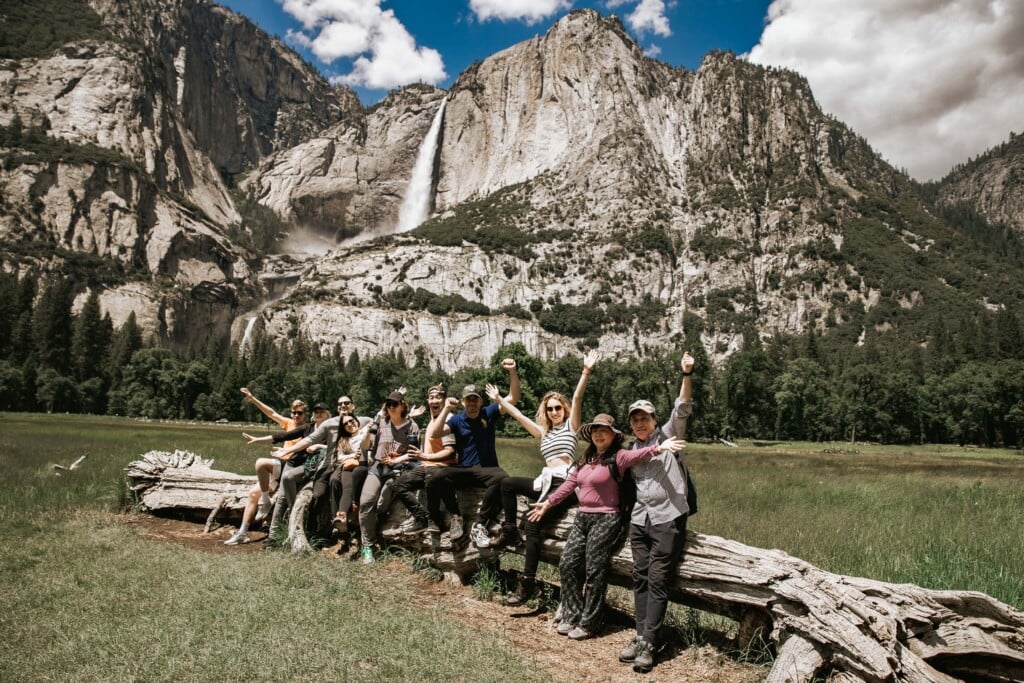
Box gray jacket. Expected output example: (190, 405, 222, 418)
(627, 399, 693, 525)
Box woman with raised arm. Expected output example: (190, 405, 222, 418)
(226, 389, 309, 545)
(528, 415, 685, 640)
(485, 350, 598, 605)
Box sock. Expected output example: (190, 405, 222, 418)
(238, 521, 249, 534)
(259, 492, 270, 504)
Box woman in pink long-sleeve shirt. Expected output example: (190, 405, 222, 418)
(529, 414, 684, 640)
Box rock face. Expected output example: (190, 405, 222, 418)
(0, 0, 356, 346)
(934, 131, 1024, 237)
(2, 5, 1021, 364)
(253, 10, 1022, 369)
(244, 84, 446, 239)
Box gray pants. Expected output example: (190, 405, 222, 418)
(281, 462, 307, 508)
(358, 473, 395, 546)
(630, 514, 688, 647)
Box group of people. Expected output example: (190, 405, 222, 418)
(229, 351, 696, 673)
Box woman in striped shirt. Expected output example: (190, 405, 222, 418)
(484, 350, 598, 605)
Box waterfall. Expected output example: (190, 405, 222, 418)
(239, 316, 257, 355)
(397, 98, 447, 232)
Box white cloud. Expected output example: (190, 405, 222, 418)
(746, 0, 1024, 180)
(644, 44, 662, 57)
(469, 0, 572, 24)
(334, 13, 446, 89)
(626, 0, 671, 37)
(280, 0, 446, 89)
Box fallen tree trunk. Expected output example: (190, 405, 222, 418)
(126, 451, 1024, 682)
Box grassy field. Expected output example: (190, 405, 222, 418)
(2, 413, 1023, 681)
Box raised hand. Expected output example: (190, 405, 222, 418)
(240, 387, 252, 398)
(682, 352, 695, 373)
(501, 358, 517, 372)
(485, 383, 501, 401)
(657, 436, 686, 453)
(409, 404, 426, 419)
(397, 386, 408, 395)
(446, 396, 460, 410)
(583, 350, 599, 372)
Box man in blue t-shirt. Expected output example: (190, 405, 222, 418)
(426, 358, 520, 548)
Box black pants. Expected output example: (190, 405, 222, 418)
(313, 464, 368, 518)
(629, 514, 688, 647)
(392, 467, 459, 523)
(500, 475, 576, 578)
(426, 465, 507, 527)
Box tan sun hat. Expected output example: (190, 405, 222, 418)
(577, 413, 624, 444)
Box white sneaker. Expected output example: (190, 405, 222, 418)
(255, 500, 271, 523)
(470, 522, 492, 549)
(399, 518, 427, 534)
(224, 531, 251, 545)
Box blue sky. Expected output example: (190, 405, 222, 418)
(219, 1, 770, 104)
(217, 1, 1024, 180)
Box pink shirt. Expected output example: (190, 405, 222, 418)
(546, 445, 659, 513)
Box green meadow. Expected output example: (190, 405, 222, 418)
(1, 413, 1022, 681)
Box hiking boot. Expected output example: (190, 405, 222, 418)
(489, 523, 522, 550)
(448, 515, 464, 542)
(632, 639, 654, 673)
(399, 517, 427, 534)
(619, 635, 642, 662)
(332, 512, 348, 534)
(556, 621, 573, 636)
(361, 546, 375, 565)
(568, 626, 593, 641)
(224, 530, 251, 545)
(505, 577, 536, 606)
(470, 522, 492, 549)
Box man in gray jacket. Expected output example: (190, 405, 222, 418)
(619, 352, 695, 673)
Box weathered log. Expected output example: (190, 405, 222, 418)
(126, 451, 1024, 682)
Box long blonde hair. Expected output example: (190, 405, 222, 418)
(534, 391, 571, 433)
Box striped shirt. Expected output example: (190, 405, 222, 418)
(539, 421, 578, 465)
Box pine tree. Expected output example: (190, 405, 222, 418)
(32, 277, 74, 373)
(106, 312, 142, 387)
(72, 290, 110, 381)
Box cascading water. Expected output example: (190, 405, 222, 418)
(397, 97, 447, 232)
(239, 316, 257, 355)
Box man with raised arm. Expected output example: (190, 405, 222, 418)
(618, 352, 696, 673)
(425, 358, 520, 548)
(390, 384, 461, 537)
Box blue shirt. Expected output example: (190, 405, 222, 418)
(447, 403, 501, 468)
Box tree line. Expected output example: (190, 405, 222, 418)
(1, 270, 1022, 448)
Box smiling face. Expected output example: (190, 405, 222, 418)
(337, 396, 354, 415)
(462, 395, 482, 418)
(427, 390, 445, 417)
(545, 399, 566, 427)
(629, 410, 657, 441)
(341, 415, 361, 435)
(386, 400, 405, 421)
(290, 401, 307, 425)
(312, 408, 330, 426)
(590, 425, 615, 451)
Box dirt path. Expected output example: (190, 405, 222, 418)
(126, 515, 766, 682)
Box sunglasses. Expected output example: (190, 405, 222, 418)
(337, 401, 352, 406)
(545, 405, 564, 412)
(291, 410, 305, 415)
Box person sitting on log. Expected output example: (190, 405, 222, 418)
(356, 390, 421, 564)
(618, 351, 695, 673)
(529, 414, 684, 641)
(484, 350, 598, 605)
(304, 411, 369, 552)
(425, 358, 520, 549)
(242, 401, 334, 530)
(390, 384, 461, 538)
(225, 389, 310, 546)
